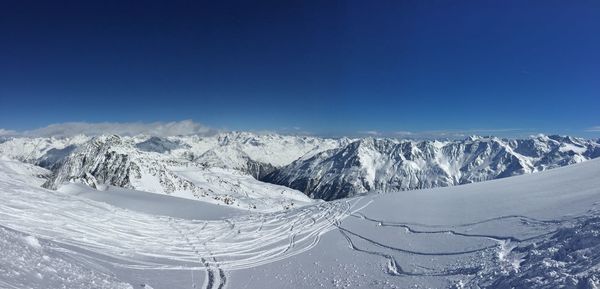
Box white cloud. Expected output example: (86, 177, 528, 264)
(262, 126, 315, 136)
(352, 128, 527, 139)
(0, 129, 18, 136)
(358, 130, 381, 136)
(17, 120, 216, 137)
(393, 131, 413, 136)
(586, 126, 600, 132)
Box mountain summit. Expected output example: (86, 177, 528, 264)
(263, 135, 600, 200)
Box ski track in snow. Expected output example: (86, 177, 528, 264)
(333, 207, 600, 281)
(1, 177, 596, 287)
(0, 174, 364, 288)
(349, 212, 561, 243)
(3, 155, 600, 288)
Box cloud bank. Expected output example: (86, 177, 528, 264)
(352, 128, 529, 139)
(586, 126, 600, 132)
(3, 120, 217, 138)
(0, 129, 18, 136)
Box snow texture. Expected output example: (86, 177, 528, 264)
(1, 133, 600, 288)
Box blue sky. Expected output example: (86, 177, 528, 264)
(0, 1, 599, 137)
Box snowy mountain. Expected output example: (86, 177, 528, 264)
(2, 132, 600, 207)
(0, 132, 345, 169)
(37, 135, 325, 211)
(1, 144, 600, 288)
(264, 135, 600, 200)
(0, 135, 90, 169)
(0, 132, 349, 212)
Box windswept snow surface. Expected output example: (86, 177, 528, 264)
(0, 158, 355, 288)
(57, 183, 244, 220)
(1, 157, 600, 288)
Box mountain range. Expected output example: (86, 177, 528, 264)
(264, 135, 600, 200)
(1, 132, 598, 206)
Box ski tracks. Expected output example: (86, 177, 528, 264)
(0, 180, 366, 287)
(167, 218, 225, 289)
(335, 211, 575, 279)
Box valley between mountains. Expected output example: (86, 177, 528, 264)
(1, 132, 600, 288)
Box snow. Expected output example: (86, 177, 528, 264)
(22, 235, 42, 249)
(0, 157, 51, 186)
(0, 135, 88, 163)
(38, 134, 318, 212)
(58, 183, 245, 220)
(0, 226, 133, 289)
(175, 132, 345, 167)
(559, 143, 587, 154)
(266, 135, 600, 200)
(2, 145, 600, 288)
(229, 159, 600, 288)
(0, 158, 355, 288)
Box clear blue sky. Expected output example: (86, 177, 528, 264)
(1, 1, 599, 137)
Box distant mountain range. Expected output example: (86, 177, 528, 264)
(1, 132, 598, 206)
(263, 135, 600, 200)
(0, 132, 343, 211)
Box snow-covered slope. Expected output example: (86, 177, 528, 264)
(0, 132, 345, 172)
(0, 132, 346, 211)
(186, 132, 346, 178)
(42, 135, 315, 212)
(264, 135, 600, 200)
(191, 132, 346, 167)
(2, 133, 598, 206)
(234, 158, 600, 289)
(0, 158, 353, 288)
(2, 150, 600, 288)
(0, 135, 89, 170)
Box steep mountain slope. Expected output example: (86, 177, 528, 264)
(0, 135, 89, 170)
(0, 132, 345, 210)
(42, 135, 315, 211)
(0, 132, 345, 174)
(3, 132, 599, 205)
(2, 147, 600, 288)
(234, 154, 600, 289)
(264, 135, 600, 200)
(183, 132, 347, 177)
(194, 146, 278, 179)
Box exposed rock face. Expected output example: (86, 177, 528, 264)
(43, 136, 140, 190)
(4, 132, 600, 203)
(195, 149, 277, 179)
(37, 134, 315, 211)
(36, 145, 78, 171)
(135, 136, 189, 153)
(263, 135, 600, 200)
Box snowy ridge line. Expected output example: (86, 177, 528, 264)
(0, 133, 347, 211)
(20, 134, 322, 211)
(3, 155, 600, 288)
(264, 135, 600, 200)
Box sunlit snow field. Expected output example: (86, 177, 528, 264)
(1, 157, 600, 288)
